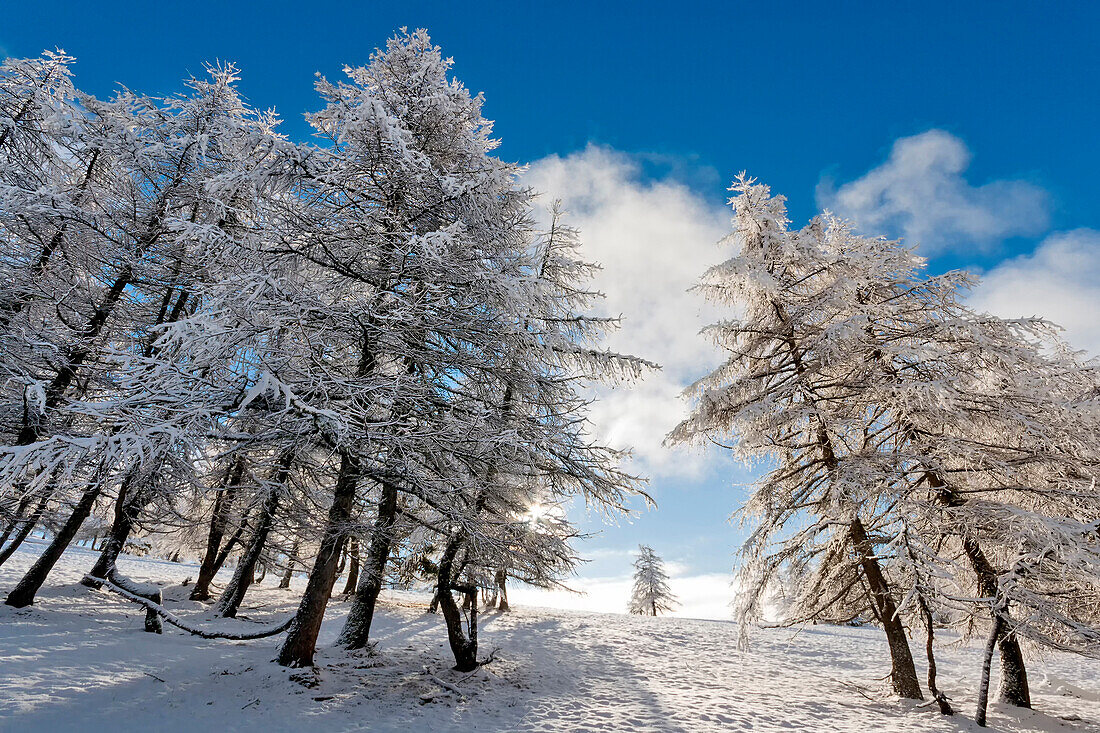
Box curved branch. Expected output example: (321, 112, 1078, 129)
(86, 574, 294, 640)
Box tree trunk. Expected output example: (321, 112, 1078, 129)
(976, 614, 1004, 727)
(215, 455, 289, 618)
(277, 452, 360, 667)
(341, 537, 360, 596)
(18, 266, 133, 446)
(806, 412, 921, 700)
(848, 517, 923, 700)
(0, 493, 35, 550)
(83, 472, 146, 587)
(0, 490, 53, 567)
(5, 479, 106, 607)
(435, 537, 479, 672)
(935, 478, 1031, 709)
(961, 536, 1031, 708)
(279, 541, 299, 589)
(920, 596, 953, 715)
(338, 479, 398, 649)
(190, 457, 245, 601)
(208, 511, 252, 581)
(336, 544, 347, 575)
(493, 567, 511, 612)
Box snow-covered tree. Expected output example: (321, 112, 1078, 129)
(671, 175, 1100, 711)
(669, 176, 927, 699)
(0, 33, 654, 678)
(629, 544, 678, 616)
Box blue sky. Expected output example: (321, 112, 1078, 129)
(6, 1, 1098, 616)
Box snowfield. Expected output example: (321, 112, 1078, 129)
(2, 541, 1099, 733)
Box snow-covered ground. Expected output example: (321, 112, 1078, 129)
(2, 541, 1099, 733)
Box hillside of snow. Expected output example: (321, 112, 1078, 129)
(2, 541, 1099, 733)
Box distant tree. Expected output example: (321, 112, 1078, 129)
(629, 545, 678, 616)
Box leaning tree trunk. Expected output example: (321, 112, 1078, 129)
(277, 452, 360, 667)
(935, 477, 1031, 708)
(5, 478, 107, 607)
(436, 537, 479, 672)
(0, 489, 53, 567)
(495, 568, 510, 612)
(807, 405, 921, 700)
(962, 537, 1031, 708)
(341, 537, 360, 596)
(920, 596, 954, 715)
(338, 479, 398, 649)
(190, 457, 245, 600)
(0, 493, 35, 551)
(976, 614, 1005, 727)
(279, 541, 299, 590)
(215, 465, 286, 619)
(83, 471, 152, 587)
(848, 517, 923, 700)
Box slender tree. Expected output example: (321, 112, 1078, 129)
(629, 545, 678, 616)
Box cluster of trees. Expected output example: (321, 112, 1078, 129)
(2, 28, 1096, 726)
(671, 177, 1100, 724)
(0, 31, 653, 672)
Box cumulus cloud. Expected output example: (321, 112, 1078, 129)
(523, 145, 730, 479)
(818, 130, 1049, 253)
(971, 228, 1100, 357)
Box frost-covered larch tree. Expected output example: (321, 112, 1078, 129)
(629, 544, 678, 616)
(268, 30, 652, 670)
(0, 35, 656, 677)
(669, 176, 926, 699)
(2, 59, 290, 607)
(671, 174, 1100, 711)
(877, 275, 1100, 715)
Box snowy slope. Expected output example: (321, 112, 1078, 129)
(2, 541, 1099, 733)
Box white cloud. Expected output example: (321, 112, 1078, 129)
(524, 145, 730, 479)
(509, 570, 734, 620)
(818, 130, 1049, 253)
(971, 228, 1100, 357)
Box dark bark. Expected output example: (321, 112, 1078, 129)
(435, 537, 479, 672)
(976, 614, 1005, 727)
(5, 479, 106, 607)
(288, 330, 379, 657)
(920, 597, 954, 715)
(0, 494, 35, 550)
(848, 517, 924, 700)
(960, 536, 1031, 708)
(0, 490, 52, 567)
(338, 479, 398, 648)
(215, 454, 290, 618)
(494, 569, 509, 612)
(784, 308, 921, 701)
(18, 266, 133, 446)
(813, 418, 921, 700)
(277, 452, 360, 667)
(190, 457, 245, 601)
(341, 537, 360, 596)
(83, 471, 147, 586)
(209, 510, 252, 579)
(279, 541, 299, 590)
(934, 480, 1031, 708)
